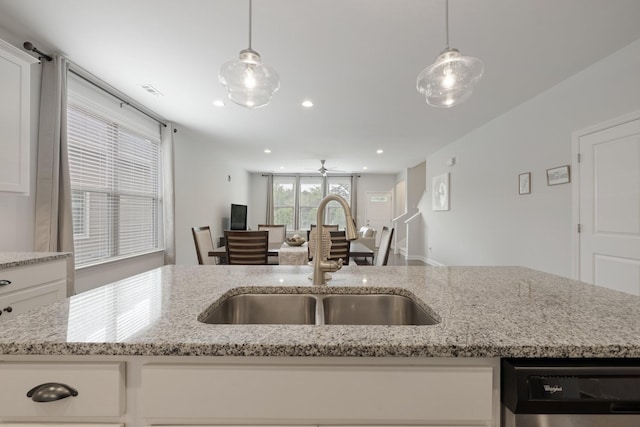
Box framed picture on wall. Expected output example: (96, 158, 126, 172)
(519, 172, 531, 195)
(432, 173, 449, 211)
(546, 165, 570, 186)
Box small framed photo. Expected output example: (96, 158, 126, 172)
(519, 172, 531, 195)
(546, 165, 570, 186)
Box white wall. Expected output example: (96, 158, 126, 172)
(248, 173, 268, 229)
(425, 39, 640, 277)
(174, 127, 250, 265)
(406, 161, 427, 261)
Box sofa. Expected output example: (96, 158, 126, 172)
(356, 226, 377, 251)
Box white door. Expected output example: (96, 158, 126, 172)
(578, 118, 640, 295)
(365, 191, 392, 245)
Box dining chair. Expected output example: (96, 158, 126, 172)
(192, 226, 217, 265)
(257, 224, 286, 243)
(374, 226, 394, 266)
(257, 224, 285, 264)
(310, 224, 339, 231)
(224, 230, 269, 265)
(328, 230, 350, 265)
(308, 225, 338, 261)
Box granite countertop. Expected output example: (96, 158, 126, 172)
(1, 264, 640, 358)
(0, 252, 72, 269)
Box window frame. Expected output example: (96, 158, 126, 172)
(270, 174, 354, 230)
(67, 82, 164, 269)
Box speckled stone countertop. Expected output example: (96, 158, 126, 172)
(0, 252, 71, 269)
(1, 264, 640, 358)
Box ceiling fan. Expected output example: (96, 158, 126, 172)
(303, 159, 346, 175)
(318, 160, 329, 176)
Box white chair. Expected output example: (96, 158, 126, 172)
(375, 226, 394, 266)
(192, 226, 217, 265)
(257, 224, 286, 243)
(258, 224, 286, 264)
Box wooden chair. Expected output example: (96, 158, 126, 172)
(192, 226, 217, 265)
(310, 224, 339, 231)
(328, 230, 351, 265)
(375, 226, 394, 266)
(224, 230, 269, 265)
(308, 224, 339, 261)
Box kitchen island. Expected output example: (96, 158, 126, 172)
(1, 264, 640, 426)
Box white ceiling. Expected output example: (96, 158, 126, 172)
(1, 0, 640, 174)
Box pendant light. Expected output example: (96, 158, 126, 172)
(219, 0, 280, 108)
(416, 0, 483, 108)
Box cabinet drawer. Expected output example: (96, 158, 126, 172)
(0, 259, 66, 296)
(0, 362, 125, 417)
(142, 364, 493, 423)
(0, 280, 66, 318)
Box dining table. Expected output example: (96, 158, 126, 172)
(208, 241, 374, 265)
(208, 242, 308, 265)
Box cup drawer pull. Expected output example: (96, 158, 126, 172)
(27, 382, 79, 402)
(0, 280, 11, 286)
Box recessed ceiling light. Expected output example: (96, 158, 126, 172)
(376, 149, 384, 154)
(301, 100, 314, 108)
(362, 166, 368, 170)
(279, 166, 285, 170)
(264, 149, 271, 154)
(212, 100, 225, 107)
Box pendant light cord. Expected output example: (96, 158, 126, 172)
(445, 0, 450, 49)
(248, 0, 253, 50)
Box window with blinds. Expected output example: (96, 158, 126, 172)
(270, 175, 354, 230)
(67, 76, 162, 267)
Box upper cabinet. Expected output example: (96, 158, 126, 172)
(0, 39, 38, 194)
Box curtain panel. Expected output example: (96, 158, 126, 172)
(162, 124, 176, 264)
(33, 54, 76, 296)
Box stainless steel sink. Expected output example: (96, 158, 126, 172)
(322, 294, 437, 325)
(200, 292, 438, 326)
(200, 294, 317, 324)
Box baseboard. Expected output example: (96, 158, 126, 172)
(425, 258, 445, 267)
(406, 255, 429, 264)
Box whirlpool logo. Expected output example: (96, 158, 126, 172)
(543, 384, 563, 394)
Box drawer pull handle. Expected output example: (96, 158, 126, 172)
(27, 383, 79, 402)
(2, 306, 11, 313)
(0, 279, 11, 286)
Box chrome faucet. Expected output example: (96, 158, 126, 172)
(312, 195, 359, 285)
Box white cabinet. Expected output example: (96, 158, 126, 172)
(142, 359, 496, 426)
(0, 259, 67, 320)
(0, 38, 38, 194)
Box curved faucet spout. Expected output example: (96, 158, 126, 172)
(313, 195, 358, 285)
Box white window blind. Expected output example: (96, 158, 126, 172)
(68, 76, 162, 267)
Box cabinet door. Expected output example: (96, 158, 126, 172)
(0, 259, 67, 320)
(0, 39, 37, 194)
(142, 364, 494, 423)
(0, 280, 66, 319)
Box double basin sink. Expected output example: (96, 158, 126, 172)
(199, 291, 438, 326)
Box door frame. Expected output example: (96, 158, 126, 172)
(571, 110, 640, 281)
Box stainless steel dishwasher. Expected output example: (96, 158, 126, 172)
(501, 358, 640, 427)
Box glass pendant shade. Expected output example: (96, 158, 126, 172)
(416, 47, 483, 108)
(219, 48, 280, 109)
